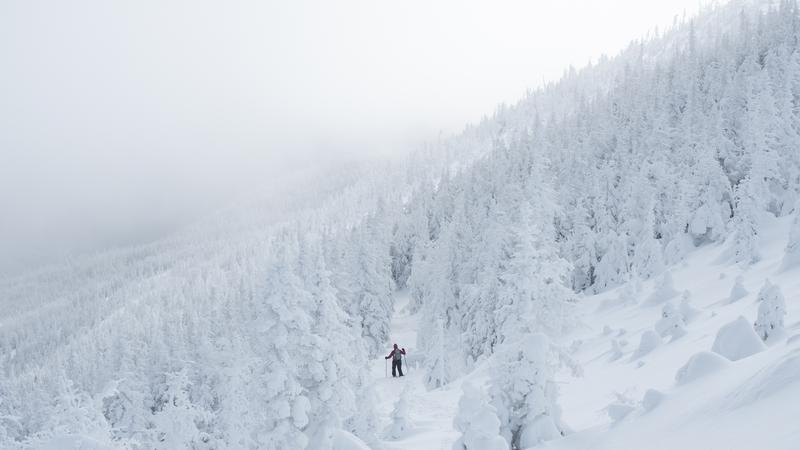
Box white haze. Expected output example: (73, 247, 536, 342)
(0, 0, 715, 274)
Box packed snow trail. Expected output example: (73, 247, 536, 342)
(373, 291, 461, 450)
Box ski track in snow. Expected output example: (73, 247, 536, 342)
(374, 292, 460, 450)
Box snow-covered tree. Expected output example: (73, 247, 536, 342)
(753, 279, 787, 342)
(730, 181, 762, 265)
(489, 334, 564, 449)
(298, 236, 368, 449)
(594, 232, 630, 293)
(384, 385, 413, 440)
(452, 383, 508, 450)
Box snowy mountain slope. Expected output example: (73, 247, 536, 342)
(373, 210, 799, 450)
(550, 213, 800, 450)
(0, 163, 414, 449)
(4, 0, 800, 448)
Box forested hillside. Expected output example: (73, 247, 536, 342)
(2, 0, 800, 449)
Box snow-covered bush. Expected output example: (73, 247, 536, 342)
(631, 329, 661, 360)
(728, 275, 749, 303)
(711, 316, 766, 361)
(489, 334, 564, 449)
(754, 280, 787, 342)
(384, 385, 413, 440)
(679, 291, 700, 323)
(655, 303, 686, 340)
(452, 383, 508, 450)
(645, 271, 679, 305)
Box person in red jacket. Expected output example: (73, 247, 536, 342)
(385, 343, 406, 377)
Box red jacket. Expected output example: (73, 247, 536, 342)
(385, 348, 406, 360)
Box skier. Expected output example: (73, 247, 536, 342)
(385, 343, 406, 377)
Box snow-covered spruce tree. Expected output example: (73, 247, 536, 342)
(453, 382, 508, 450)
(344, 217, 395, 357)
(297, 235, 373, 449)
(754, 279, 787, 342)
(249, 236, 316, 449)
(495, 198, 573, 344)
(730, 179, 762, 265)
(490, 137, 575, 347)
(414, 224, 467, 389)
(490, 334, 564, 449)
(423, 317, 457, 390)
(630, 205, 665, 280)
(390, 188, 434, 291)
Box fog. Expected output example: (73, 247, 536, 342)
(0, 0, 715, 274)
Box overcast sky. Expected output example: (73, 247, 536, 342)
(0, 0, 719, 274)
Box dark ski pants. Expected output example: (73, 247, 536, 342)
(392, 359, 404, 377)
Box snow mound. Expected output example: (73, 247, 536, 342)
(727, 350, 800, 409)
(332, 429, 371, 450)
(675, 351, 731, 385)
(519, 415, 562, 447)
(711, 316, 766, 361)
(607, 402, 636, 423)
(641, 389, 665, 412)
(630, 329, 661, 360)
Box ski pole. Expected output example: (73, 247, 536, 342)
(385, 358, 387, 378)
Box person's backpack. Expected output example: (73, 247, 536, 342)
(393, 349, 403, 361)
